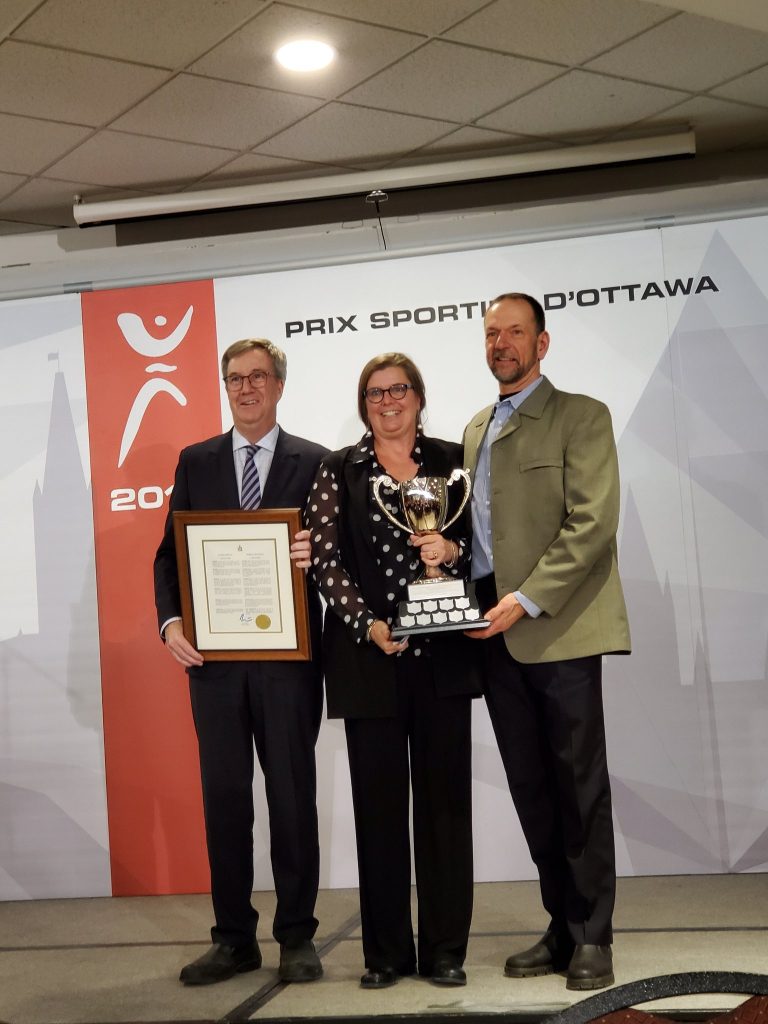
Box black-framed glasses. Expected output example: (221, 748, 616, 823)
(223, 370, 272, 391)
(363, 383, 414, 403)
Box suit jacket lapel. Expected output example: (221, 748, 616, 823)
(495, 409, 521, 443)
(210, 430, 239, 509)
(261, 427, 296, 508)
(466, 406, 494, 472)
(494, 377, 554, 443)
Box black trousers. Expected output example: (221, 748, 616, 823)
(477, 576, 615, 946)
(344, 654, 474, 975)
(189, 663, 323, 948)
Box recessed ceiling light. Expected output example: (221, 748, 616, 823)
(275, 39, 336, 72)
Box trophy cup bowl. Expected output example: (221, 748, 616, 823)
(371, 469, 489, 637)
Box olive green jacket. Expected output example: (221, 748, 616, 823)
(463, 376, 631, 664)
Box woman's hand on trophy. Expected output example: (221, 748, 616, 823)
(368, 618, 409, 655)
(410, 532, 457, 568)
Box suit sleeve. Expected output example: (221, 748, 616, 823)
(153, 450, 191, 633)
(519, 400, 620, 618)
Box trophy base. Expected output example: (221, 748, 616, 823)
(390, 581, 489, 638)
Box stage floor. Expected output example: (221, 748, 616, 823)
(0, 875, 766, 1024)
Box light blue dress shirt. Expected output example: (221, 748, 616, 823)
(470, 376, 544, 618)
(232, 423, 279, 501)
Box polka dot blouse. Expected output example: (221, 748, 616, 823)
(305, 431, 467, 653)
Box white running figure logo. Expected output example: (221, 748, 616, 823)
(116, 305, 194, 467)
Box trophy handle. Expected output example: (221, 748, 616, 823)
(371, 474, 412, 532)
(441, 468, 471, 531)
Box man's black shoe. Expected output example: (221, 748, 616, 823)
(566, 944, 614, 990)
(504, 930, 574, 977)
(279, 940, 323, 982)
(179, 941, 262, 985)
(431, 958, 467, 986)
(360, 966, 399, 989)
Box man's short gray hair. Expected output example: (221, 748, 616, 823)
(221, 338, 287, 382)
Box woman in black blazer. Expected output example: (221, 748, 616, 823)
(306, 352, 481, 989)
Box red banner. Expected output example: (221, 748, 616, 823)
(82, 280, 222, 895)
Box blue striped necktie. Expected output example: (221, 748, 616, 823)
(241, 445, 261, 509)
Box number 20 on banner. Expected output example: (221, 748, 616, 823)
(111, 485, 173, 512)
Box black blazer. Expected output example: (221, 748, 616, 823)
(154, 427, 328, 679)
(320, 435, 482, 719)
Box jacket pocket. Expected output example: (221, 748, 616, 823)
(519, 457, 564, 472)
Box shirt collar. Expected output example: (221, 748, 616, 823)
(351, 429, 423, 465)
(496, 374, 545, 415)
(232, 423, 280, 453)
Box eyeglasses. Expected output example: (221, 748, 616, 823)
(223, 370, 272, 391)
(363, 383, 414, 403)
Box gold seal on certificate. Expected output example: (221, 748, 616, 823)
(371, 470, 489, 638)
(173, 509, 311, 661)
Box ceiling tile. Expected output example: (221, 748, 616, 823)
(637, 95, 768, 154)
(0, 176, 152, 227)
(43, 131, 237, 189)
(414, 125, 532, 155)
(0, 0, 40, 38)
(713, 65, 768, 109)
(341, 40, 562, 122)
(0, 170, 27, 201)
(477, 69, 686, 138)
(0, 39, 170, 125)
(112, 73, 324, 149)
(586, 13, 768, 91)
(11, 0, 264, 68)
(190, 4, 422, 99)
(280, 0, 486, 35)
(254, 102, 455, 163)
(0, 113, 92, 175)
(198, 153, 351, 185)
(445, 0, 674, 66)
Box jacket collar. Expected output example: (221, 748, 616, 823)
(350, 429, 424, 466)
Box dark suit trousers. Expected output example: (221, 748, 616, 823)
(344, 654, 474, 975)
(477, 578, 615, 946)
(189, 663, 323, 948)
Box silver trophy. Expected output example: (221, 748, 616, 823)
(372, 469, 489, 637)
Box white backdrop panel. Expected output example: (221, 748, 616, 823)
(0, 294, 110, 900)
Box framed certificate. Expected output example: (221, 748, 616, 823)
(173, 509, 311, 661)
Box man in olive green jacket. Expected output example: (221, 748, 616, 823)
(465, 292, 630, 992)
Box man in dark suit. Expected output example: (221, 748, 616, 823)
(464, 293, 631, 991)
(154, 338, 328, 986)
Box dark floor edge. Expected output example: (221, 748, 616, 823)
(221, 1012, 755, 1024)
(8, 1012, 752, 1024)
